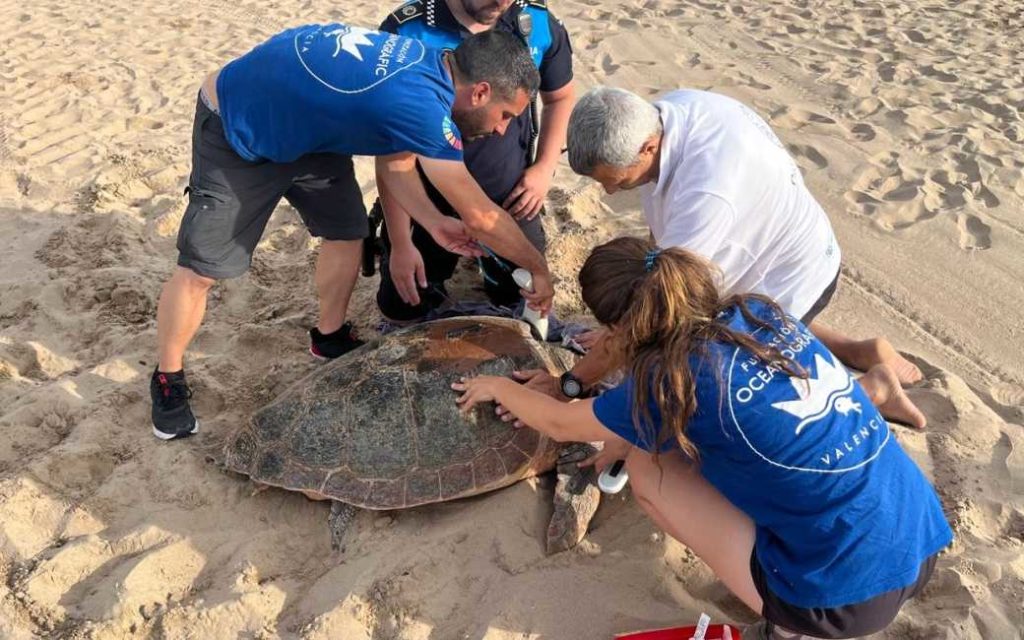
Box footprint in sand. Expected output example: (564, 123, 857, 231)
(1002, 508, 1024, 542)
(902, 29, 928, 44)
(787, 144, 828, 170)
(990, 382, 1024, 408)
(770, 106, 838, 132)
(845, 152, 943, 229)
(920, 64, 959, 83)
(851, 97, 883, 118)
(956, 212, 992, 250)
(599, 53, 620, 75)
(849, 123, 877, 142)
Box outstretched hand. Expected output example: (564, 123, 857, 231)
(451, 375, 504, 415)
(578, 434, 633, 474)
(521, 272, 555, 316)
(493, 370, 564, 428)
(502, 164, 552, 220)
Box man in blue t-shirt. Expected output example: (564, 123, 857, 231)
(373, 0, 575, 321)
(150, 24, 555, 441)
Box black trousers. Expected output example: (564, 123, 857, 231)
(375, 165, 546, 321)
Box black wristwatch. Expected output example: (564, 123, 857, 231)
(559, 371, 585, 399)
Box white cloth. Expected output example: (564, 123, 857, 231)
(640, 90, 841, 319)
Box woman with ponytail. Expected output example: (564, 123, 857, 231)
(452, 237, 951, 640)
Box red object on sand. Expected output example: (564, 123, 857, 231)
(614, 623, 740, 640)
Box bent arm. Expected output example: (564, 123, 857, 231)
(570, 330, 618, 389)
(417, 156, 549, 277)
(375, 153, 452, 238)
(375, 163, 414, 248)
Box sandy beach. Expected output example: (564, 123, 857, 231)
(1, 0, 1022, 638)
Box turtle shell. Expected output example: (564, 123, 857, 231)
(223, 316, 573, 509)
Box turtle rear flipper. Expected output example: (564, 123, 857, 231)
(329, 502, 359, 551)
(546, 444, 601, 554)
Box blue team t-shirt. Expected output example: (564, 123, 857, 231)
(592, 300, 953, 609)
(216, 24, 464, 163)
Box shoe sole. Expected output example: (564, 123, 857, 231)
(309, 346, 329, 362)
(152, 420, 200, 441)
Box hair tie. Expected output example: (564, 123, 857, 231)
(644, 249, 661, 272)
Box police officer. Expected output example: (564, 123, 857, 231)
(374, 0, 575, 320)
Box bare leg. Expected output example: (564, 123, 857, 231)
(624, 448, 763, 614)
(315, 239, 362, 335)
(627, 451, 822, 639)
(860, 364, 927, 429)
(809, 322, 923, 385)
(157, 267, 216, 372)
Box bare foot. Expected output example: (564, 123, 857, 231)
(871, 338, 923, 385)
(842, 337, 923, 385)
(860, 364, 927, 429)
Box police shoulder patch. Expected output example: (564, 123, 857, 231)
(391, 0, 426, 24)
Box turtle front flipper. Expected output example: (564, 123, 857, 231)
(545, 443, 601, 554)
(329, 501, 359, 551)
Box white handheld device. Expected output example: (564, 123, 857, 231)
(598, 459, 629, 494)
(511, 268, 549, 341)
(691, 613, 712, 640)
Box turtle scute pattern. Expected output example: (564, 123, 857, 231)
(224, 317, 567, 509)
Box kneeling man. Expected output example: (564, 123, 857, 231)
(523, 87, 924, 428)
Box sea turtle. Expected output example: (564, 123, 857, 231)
(222, 316, 601, 553)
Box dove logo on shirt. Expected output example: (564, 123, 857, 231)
(771, 352, 856, 435)
(726, 326, 891, 474)
(325, 25, 374, 60)
(294, 24, 425, 94)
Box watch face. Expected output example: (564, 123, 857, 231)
(563, 378, 582, 397)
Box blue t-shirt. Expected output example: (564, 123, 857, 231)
(216, 24, 463, 163)
(592, 300, 952, 609)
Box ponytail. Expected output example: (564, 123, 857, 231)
(579, 237, 805, 457)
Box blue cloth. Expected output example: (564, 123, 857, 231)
(592, 300, 953, 609)
(381, 0, 574, 203)
(216, 24, 463, 163)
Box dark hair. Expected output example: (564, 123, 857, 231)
(579, 237, 805, 459)
(452, 30, 540, 101)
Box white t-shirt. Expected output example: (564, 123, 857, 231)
(640, 90, 841, 320)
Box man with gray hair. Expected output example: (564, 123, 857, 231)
(510, 87, 926, 433)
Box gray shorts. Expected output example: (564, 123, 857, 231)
(752, 549, 938, 638)
(176, 93, 368, 279)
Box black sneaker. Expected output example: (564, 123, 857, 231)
(150, 368, 199, 440)
(309, 322, 365, 360)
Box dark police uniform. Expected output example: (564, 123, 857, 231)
(375, 0, 574, 320)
